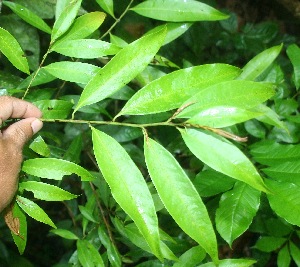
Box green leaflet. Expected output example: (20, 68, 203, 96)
(237, 44, 283, 81)
(33, 99, 73, 119)
(197, 259, 256, 267)
(177, 80, 275, 118)
(29, 135, 50, 157)
(16, 196, 56, 228)
(43, 61, 100, 84)
(173, 246, 206, 267)
(51, 39, 120, 59)
(146, 22, 193, 46)
(278, 245, 291, 267)
(74, 26, 167, 113)
(17, 68, 56, 89)
(287, 44, 300, 90)
(254, 236, 287, 252)
(131, 0, 228, 22)
(0, 27, 29, 74)
(187, 106, 262, 128)
(51, 229, 79, 240)
(263, 161, 300, 181)
(290, 241, 300, 266)
(118, 64, 241, 116)
(266, 179, 300, 227)
(91, 128, 163, 260)
(144, 138, 218, 263)
(180, 128, 268, 192)
(51, 0, 82, 43)
(19, 181, 78, 201)
(96, 0, 115, 18)
(22, 158, 94, 181)
(52, 11, 106, 46)
(216, 182, 261, 246)
(3, 1, 51, 34)
(77, 239, 105, 267)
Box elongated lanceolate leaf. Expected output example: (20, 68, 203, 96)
(287, 44, 300, 90)
(263, 161, 300, 181)
(91, 128, 163, 260)
(131, 0, 228, 22)
(51, 39, 120, 58)
(266, 179, 300, 226)
(22, 158, 94, 181)
(77, 239, 105, 267)
(187, 106, 262, 128)
(3, 1, 52, 34)
(51, 0, 82, 42)
(43, 61, 100, 84)
(118, 64, 241, 116)
(33, 100, 73, 119)
(0, 27, 29, 74)
(19, 181, 78, 201)
(74, 27, 167, 112)
(181, 128, 268, 192)
(144, 138, 218, 263)
(96, 0, 115, 18)
(16, 196, 56, 228)
(216, 182, 261, 246)
(237, 44, 282, 81)
(52, 11, 106, 46)
(177, 80, 275, 118)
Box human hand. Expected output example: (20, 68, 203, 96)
(0, 96, 43, 212)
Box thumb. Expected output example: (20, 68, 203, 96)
(3, 118, 43, 148)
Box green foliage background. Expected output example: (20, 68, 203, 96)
(0, 0, 300, 266)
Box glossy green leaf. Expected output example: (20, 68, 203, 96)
(29, 135, 50, 157)
(50, 229, 79, 240)
(63, 134, 82, 163)
(266, 179, 300, 226)
(16, 196, 56, 228)
(187, 106, 262, 128)
(3, 1, 51, 34)
(43, 61, 100, 84)
(19, 181, 78, 201)
(78, 205, 98, 223)
(290, 241, 300, 266)
(33, 99, 73, 119)
(194, 170, 235, 197)
(0, 27, 29, 74)
(17, 68, 56, 89)
(177, 81, 275, 118)
(216, 182, 261, 246)
(22, 158, 94, 181)
(287, 44, 300, 90)
(263, 161, 300, 181)
(120, 223, 177, 261)
(197, 259, 256, 267)
(181, 128, 268, 192)
(96, 0, 115, 18)
(55, 0, 69, 19)
(11, 204, 27, 255)
(51, 39, 120, 59)
(74, 27, 167, 112)
(91, 128, 163, 260)
(173, 246, 206, 267)
(146, 22, 192, 45)
(254, 236, 286, 252)
(237, 44, 282, 80)
(277, 244, 291, 267)
(53, 11, 106, 46)
(77, 239, 105, 267)
(51, 0, 82, 42)
(119, 64, 241, 116)
(144, 138, 218, 263)
(250, 141, 300, 166)
(131, 0, 228, 22)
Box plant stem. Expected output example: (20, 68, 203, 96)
(100, 0, 135, 40)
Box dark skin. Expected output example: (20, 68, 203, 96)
(0, 96, 43, 212)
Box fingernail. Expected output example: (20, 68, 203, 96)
(31, 119, 43, 134)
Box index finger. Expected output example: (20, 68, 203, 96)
(0, 96, 42, 124)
